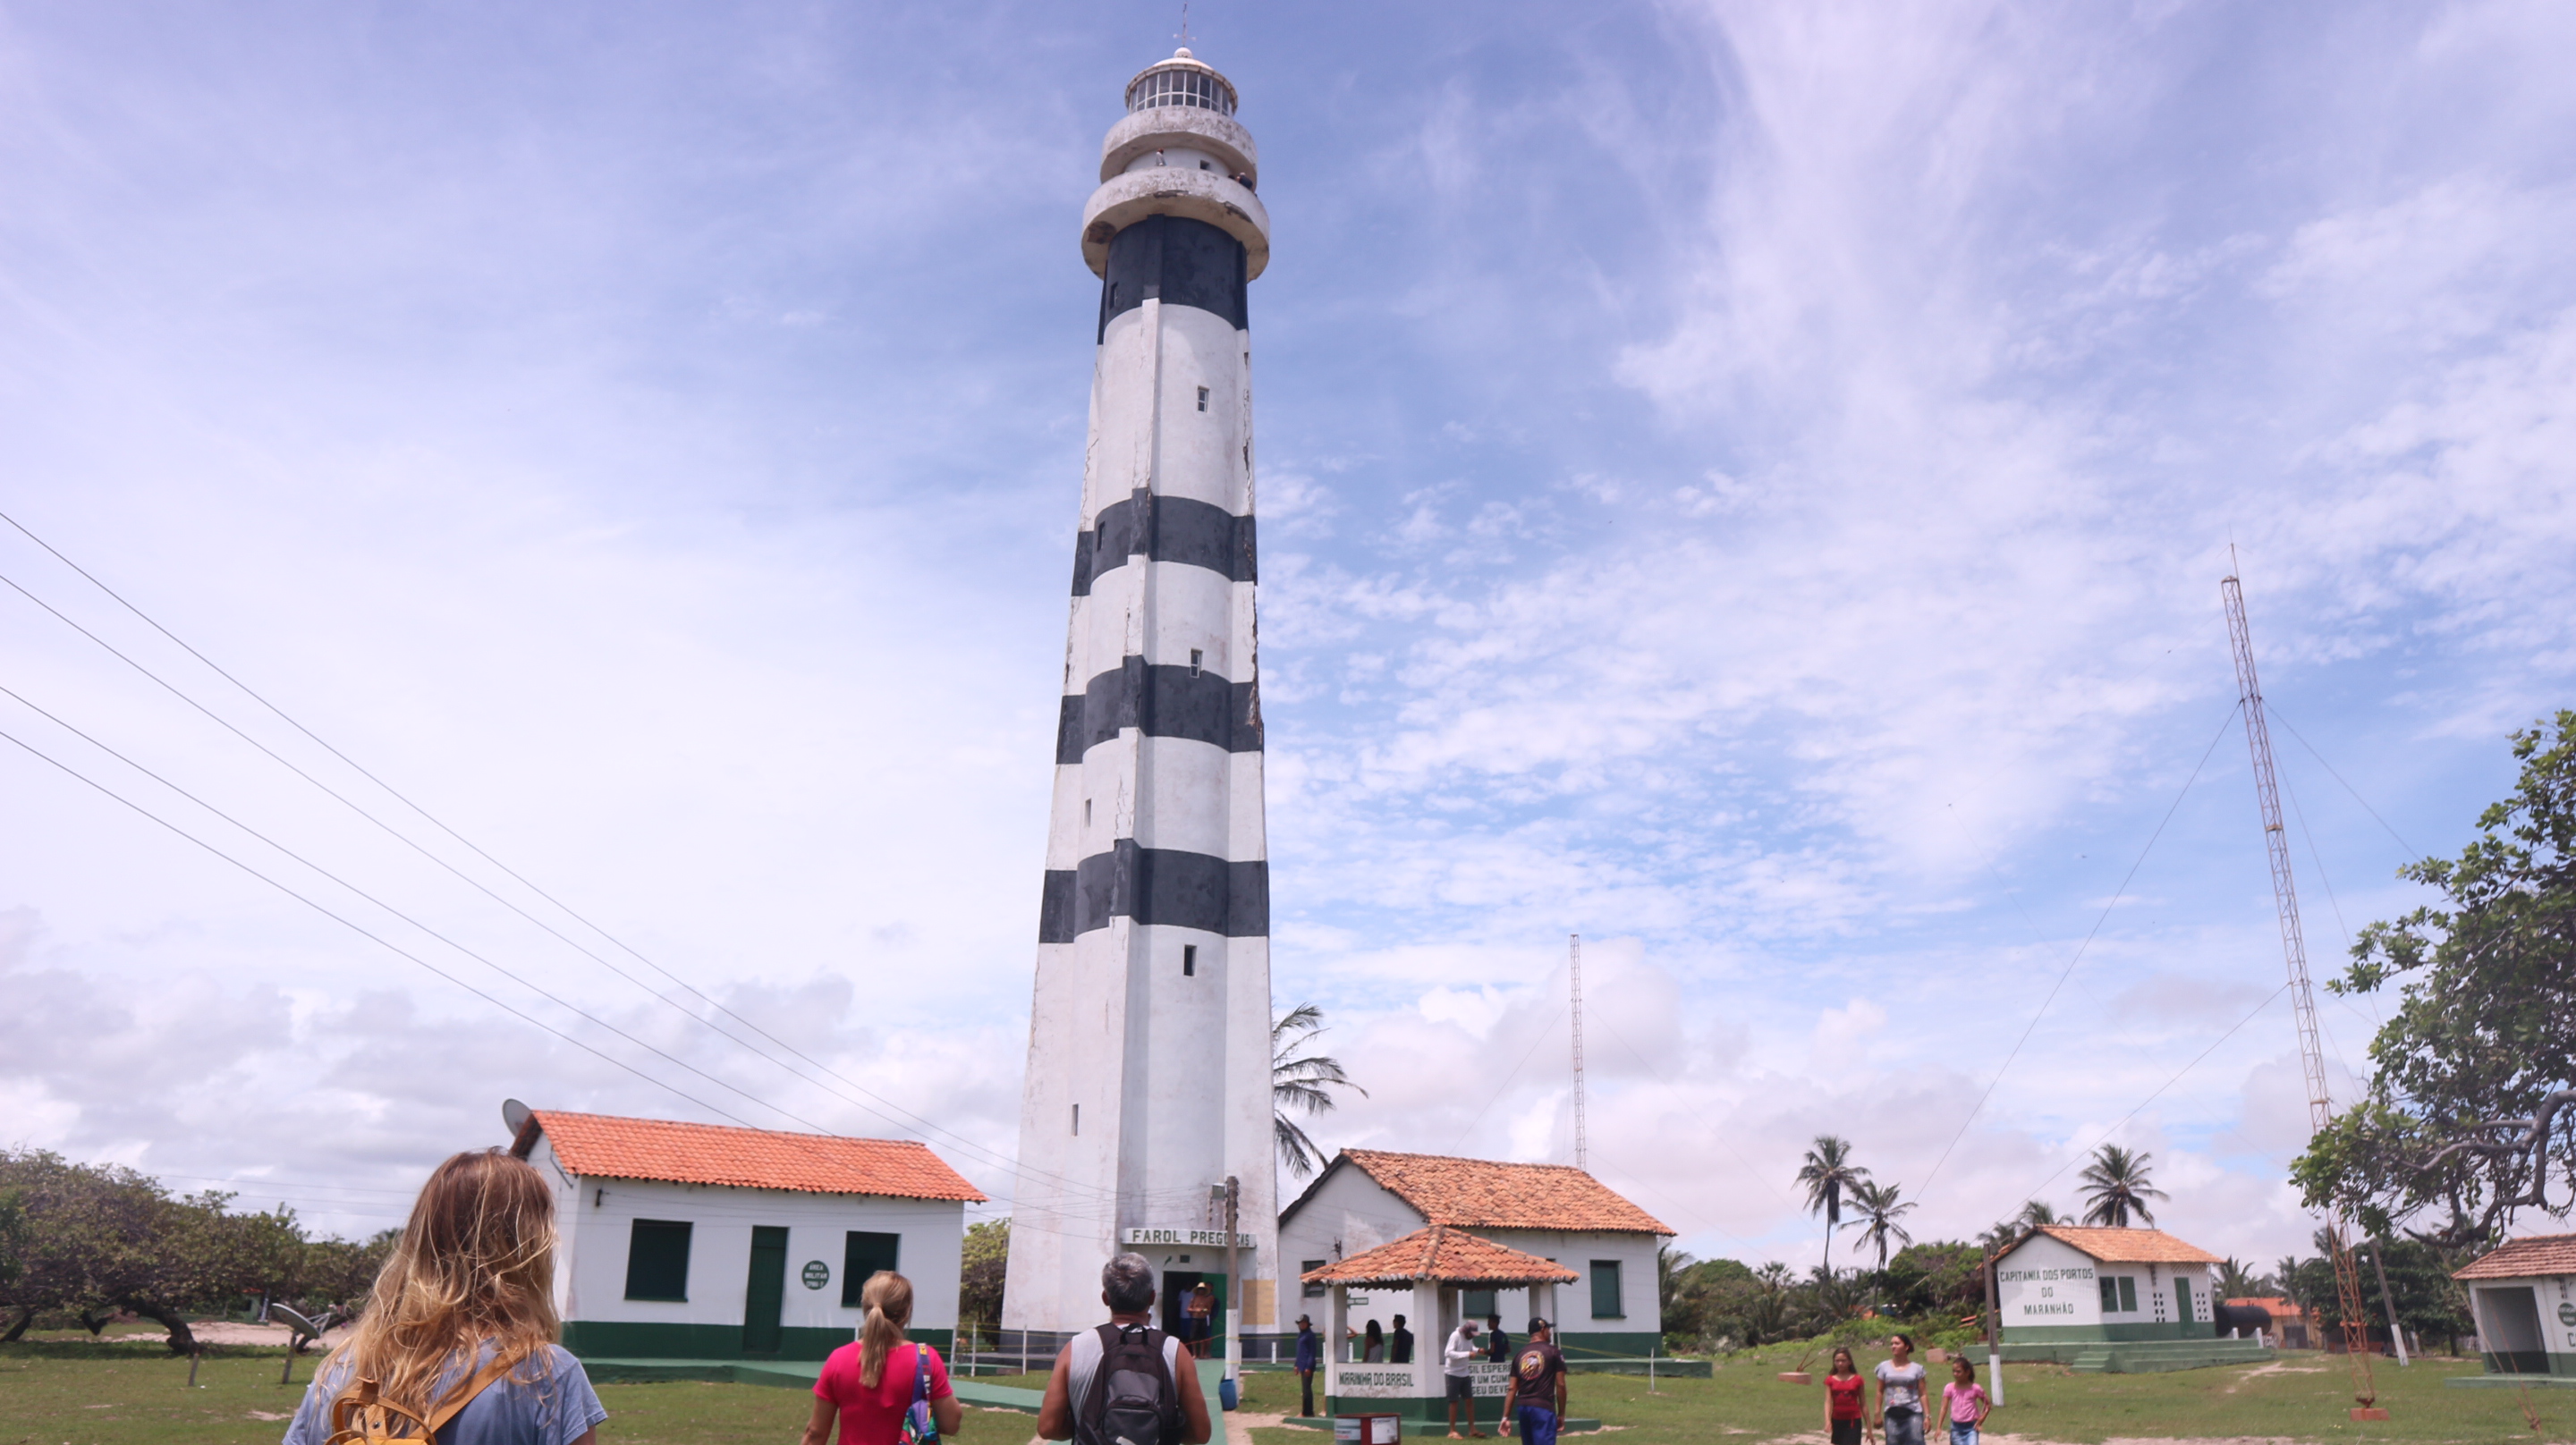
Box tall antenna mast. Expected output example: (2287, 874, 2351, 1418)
(1569, 934, 1589, 1172)
(2222, 554, 2382, 1419)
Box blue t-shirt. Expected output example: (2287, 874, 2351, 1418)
(1294, 1328, 1320, 1372)
(284, 1343, 606, 1445)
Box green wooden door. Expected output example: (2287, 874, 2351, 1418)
(743, 1227, 789, 1355)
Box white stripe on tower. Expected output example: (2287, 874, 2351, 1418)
(1003, 48, 1278, 1335)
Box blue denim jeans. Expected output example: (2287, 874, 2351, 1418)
(1949, 1424, 1980, 1445)
(1884, 1408, 1926, 1445)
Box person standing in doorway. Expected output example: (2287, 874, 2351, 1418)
(1391, 1314, 1415, 1365)
(1874, 1334, 1928, 1445)
(1293, 1315, 1320, 1420)
(1823, 1347, 1872, 1445)
(1499, 1318, 1566, 1445)
(1440, 1319, 1485, 1440)
(1940, 1358, 1990, 1445)
(1184, 1283, 1216, 1349)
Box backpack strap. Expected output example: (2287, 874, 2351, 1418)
(421, 1356, 521, 1437)
(914, 1343, 930, 1404)
(324, 1356, 514, 1445)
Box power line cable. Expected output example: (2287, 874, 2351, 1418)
(2017, 981, 2289, 1205)
(1917, 701, 2241, 1197)
(0, 520, 1133, 1211)
(2261, 703, 2421, 863)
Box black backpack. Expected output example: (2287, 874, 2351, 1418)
(1078, 1322, 1182, 1445)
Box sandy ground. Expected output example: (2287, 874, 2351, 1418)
(111, 1321, 356, 1349)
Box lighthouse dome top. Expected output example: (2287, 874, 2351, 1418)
(1125, 48, 1237, 116)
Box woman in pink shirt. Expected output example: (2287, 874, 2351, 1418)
(1940, 1357, 1990, 1445)
(804, 1272, 963, 1445)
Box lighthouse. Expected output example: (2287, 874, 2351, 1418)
(1002, 50, 1278, 1338)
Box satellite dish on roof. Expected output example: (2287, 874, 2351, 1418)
(503, 1098, 532, 1137)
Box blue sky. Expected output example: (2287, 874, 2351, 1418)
(3, 0, 2572, 1270)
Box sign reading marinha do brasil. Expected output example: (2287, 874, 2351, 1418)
(1120, 1227, 1258, 1248)
(801, 1260, 831, 1290)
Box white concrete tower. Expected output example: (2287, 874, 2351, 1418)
(1002, 50, 1276, 1335)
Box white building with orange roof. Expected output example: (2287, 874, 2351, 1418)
(1275, 1149, 1672, 1360)
(504, 1103, 987, 1365)
(2451, 1231, 2576, 1383)
(1993, 1224, 2268, 1372)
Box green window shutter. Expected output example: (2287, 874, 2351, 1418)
(1589, 1261, 1623, 1319)
(1301, 1261, 1329, 1299)
(2118, 1277, 2138, 1313)
(1463, 1289, 1496, 1320)
(2174, 1277, 2190, 1321)
(843, 1231, 902, 1307)
(624, 1220, 693, 1302)
(2099, 1276, 2117, 1313)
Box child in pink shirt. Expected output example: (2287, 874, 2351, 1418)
(1941, 1358, 1991, 1445)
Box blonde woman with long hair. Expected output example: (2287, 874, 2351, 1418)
(284, 1149, 606, 1445)
(805, 1271, 962, 1445)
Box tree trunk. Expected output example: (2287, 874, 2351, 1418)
(121, 1297, 197, 1356)
(0, 1306, 33, 1343)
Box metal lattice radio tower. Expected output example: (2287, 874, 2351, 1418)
(1570, 933, 1589, 1172)
(2222, 555, 2380, 1415)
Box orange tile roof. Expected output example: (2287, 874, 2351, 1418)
(1333, 1149, 1673, 1235)
(2454, 1232, 2576, 1280)
(2022, 1225, 2222, 1265)
(2224, 1296, 2309, 1321)
(518, 1110, 987, 1202)
(1303, 1227, 1580, 1286)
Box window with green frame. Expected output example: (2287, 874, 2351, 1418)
(1301, 1261, 1328, 1299)
(842, 1231, 902, 1307)
(1589, 1260, 1623, 1319)
(2097, 1275, 2140, 1314)
(623, 1220, 692, 1302)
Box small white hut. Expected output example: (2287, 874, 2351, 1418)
(1992, 1225, 2267, 1372)
(1301, 1227, 1575, 1424)
(508, 1106, 986, 1363)
(2453, 1232, 2576, 1382)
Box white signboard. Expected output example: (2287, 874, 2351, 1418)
(1122, 1227, 1258, 1248)
(1468, 1361, 1512, 1398)
(1335, 1369, 1418, 1398)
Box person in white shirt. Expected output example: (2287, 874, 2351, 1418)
(1441, 1320, 1486, 1439)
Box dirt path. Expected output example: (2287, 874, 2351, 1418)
(113, 1321, 355, 1348)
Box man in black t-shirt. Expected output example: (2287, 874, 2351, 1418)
(1501, 1317, 1567, 1445)
(1391, 1314, 1415, 1364)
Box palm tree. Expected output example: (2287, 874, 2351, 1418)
(2077, 1144, 2169, 1226)
(2216, 1256, 2271, 1297)
(1842, 1179, 1919, 1271)
(1794, 1136, 1870, 1272)
(2018, 1199, 2063, 1229)
(1274, 1003, 1367, 1179)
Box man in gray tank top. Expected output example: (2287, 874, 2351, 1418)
(1034, 1254, 1213, 1445)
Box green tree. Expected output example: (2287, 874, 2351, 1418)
(2297, 712, 2576, 1249)
(1794, 1137, 1869, 1273)
(1273, 1004, 1368, 1180)
(2216, 1256, 2271, 1297)
(957, 1217, 1010, 1349)
(1842, 1180, 1917, 1271)
(2077, 1145, 2167, 1226)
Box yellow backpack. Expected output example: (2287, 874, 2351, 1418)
(326, 1356, 519, 1445)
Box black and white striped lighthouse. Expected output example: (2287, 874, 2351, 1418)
(1002, 49, 1278, 1334)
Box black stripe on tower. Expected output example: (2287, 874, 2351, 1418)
(1072, 489, 1257, 595)
(1038, 841, 1269, 942)
(1097, 214, 1249, 340)
(1055, 658, 1262, 763)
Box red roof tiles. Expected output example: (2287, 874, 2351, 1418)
(2022, 1225, 2222, 1265)
(1334, 1150, 1673, 1235)
(1302, 1227, 1580, 1286)
(518, 1110, 987, 1202)
(2454, 1233, 2576, 1280)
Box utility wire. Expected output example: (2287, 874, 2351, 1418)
(2262, 703, 2421, 863)
(2018, 981, 2289, 1204)
(1918, 702, 2242, 1197)
(0, 517, 1132, 1210)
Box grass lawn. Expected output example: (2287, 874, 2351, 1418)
(8, 1341, 2568, 1445)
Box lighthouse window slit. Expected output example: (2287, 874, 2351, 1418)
(1197, 386, 1208, 412)
(1072, 1103, 1080, 1136)
(1085, 799, 1093, 826)
(1182, 944, 1197, 976)
(1190, 649, 1203, 677)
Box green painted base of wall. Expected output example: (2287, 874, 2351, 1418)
(2450, 1371, 2576, 1389)
(1555, 1331, 1661, 1359)
(564, 1320, 950, 1363)
(2001, 1322, 2208, 1344)
(2468, 1352, 2576, 1379)
(2000, 1338, 2271, 1373)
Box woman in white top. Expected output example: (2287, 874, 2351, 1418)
(1873, 1333, 1929, 1445)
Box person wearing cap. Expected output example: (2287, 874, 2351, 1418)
(1501, 1318, 1567, 1445)
(1293, 1314, 1321, 1419)
(1440, 1318, 1486, 1439)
